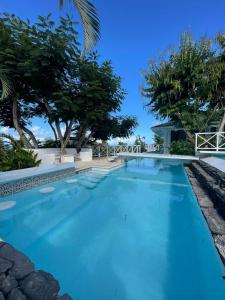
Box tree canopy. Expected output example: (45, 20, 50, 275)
(143, 32, 225, 142)
(0, 13, 137, 154)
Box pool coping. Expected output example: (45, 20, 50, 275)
(185, 166, 225, 267)
(118, 152, 199, 160)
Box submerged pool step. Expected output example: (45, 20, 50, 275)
(77, 170, 108, 189)
(78, 179, 97, 189)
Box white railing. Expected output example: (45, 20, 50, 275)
(92, 145, 141, 157)
(195, 132, 225, 152)
(145, 144, 160, 152)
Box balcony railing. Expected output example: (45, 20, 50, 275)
(92, 145, 141, 157)
(195, 132, 225, 152)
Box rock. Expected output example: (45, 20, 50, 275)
(0, 257, 13, 273)
(0, 242, 72, 299)
(0, 243, 34, 279)
(0, 291, 4, 300)
(0, 242, 5, 249)
(20, 270, 60, 300)
(215, 235, 225, 265)
(0, 274, 18, 295)
(57, 294, 73, 300)
(7, 288, 27, 300)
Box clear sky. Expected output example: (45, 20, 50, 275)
(0, 0, 225, 143)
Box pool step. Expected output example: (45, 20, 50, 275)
(78, 172, 107, 189)
(78, 179, 97, 189)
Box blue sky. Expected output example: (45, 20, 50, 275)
(0, 0, 225, 143)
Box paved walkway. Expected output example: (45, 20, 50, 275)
(76, 157, 124, 170)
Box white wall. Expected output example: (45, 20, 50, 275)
(33, 148, 92, 164)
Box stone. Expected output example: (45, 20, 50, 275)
(215, 235, 225, 264)
(0, 243, 34, 279)
(20, 270, 60, 300)
(7, 288, 27, 300)
(0, 257, 13, 273)
(57, 294, 73, 300)
(202, 207, 225, 235)
(0, 291, 4, 300)
(0, 274, 18, 295)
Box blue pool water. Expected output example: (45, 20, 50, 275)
(0, 158, 225, 300)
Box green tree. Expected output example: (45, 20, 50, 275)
(215, 34, 225, 131)
(57, 57, 137, 153)
(153, 134, 164, 146)
(143, 33, 225, 143)
(134, 135, 146, 152)
(0, 13, 136, 156)
(88, 116, 137, 148)
(0, 13, 80, 149)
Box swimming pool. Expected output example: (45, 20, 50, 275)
(0, 158, 225, 299)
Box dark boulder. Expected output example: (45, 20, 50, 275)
(0, 274, 18, 295)
(7, 288, 27, 300)
(0, 291, 4, 300)
(20, 270, 60, 300)
(0, 257, 13, 273)
(0, 243, 34, 279)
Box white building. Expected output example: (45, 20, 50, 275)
(151, 121, 219, 154)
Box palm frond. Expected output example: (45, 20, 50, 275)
(0, 133, 21, 150)
(59, 0, 100, 53)
(0, 72, 14, 101)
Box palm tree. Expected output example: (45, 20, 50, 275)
(0, 71, 14, 101)
(59, 0, 100, 53)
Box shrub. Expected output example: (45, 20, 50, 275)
(0, 149, 41, 171)
(169, 140, 194, 155)
(0, 134, 41, 171)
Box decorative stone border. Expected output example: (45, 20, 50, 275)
(185, 166, 225, 266)
(0, 167, 90, 197)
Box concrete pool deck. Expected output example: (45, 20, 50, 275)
(0, 163, 76, 184)
(118, 152, 199, 161)
(76, 157, 124, 170)
(201, 156, 225, 173)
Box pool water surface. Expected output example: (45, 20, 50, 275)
(0, 158, 225, 300)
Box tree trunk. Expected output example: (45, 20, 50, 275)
(48, 121, 58, 143)
(60, 119, 74, 155)
(75, 124, 88, 154)
(55, 119, 64, 156)
(12, 97, 32, 148)
(22, 126, 39, 148)
(76, 132, 87, 154)
(82, 133, 92, 148)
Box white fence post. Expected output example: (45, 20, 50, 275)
(216, 132, 219, 152)
(195, 133, 198, 152)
